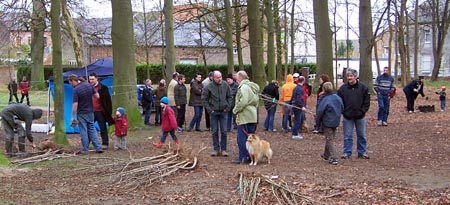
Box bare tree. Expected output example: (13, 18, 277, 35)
(62, 0, 83, 66)
(359, 0, 374, 89)
(233, 0, 244, 70)
(264, 0, 276, 80)
(163, 0, 176, 82)
(247, 0, 266, 88)
(398, 0, 409, 85)
(224, 0, 234, 74)
(274, 0, 284, 82)
(427, 0, 450, 81)
(313, 0, 333, 84)
(30, 0, 46, 89)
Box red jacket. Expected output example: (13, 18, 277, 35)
(114, 116, 128, 137)
(20, 80, 30, 94)
(161, 106, 178, 132)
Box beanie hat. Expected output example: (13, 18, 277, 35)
(32, 109, 43, 120)
(117, 107, 126, 116)
(160, 96, 169, 105)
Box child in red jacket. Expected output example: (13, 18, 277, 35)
(114, 107, 128, 150)
(153, 97, 179, 148)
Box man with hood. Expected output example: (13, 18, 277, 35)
(374, 67, 394, 126)
(280, 74, 296, 132)
(232, 71, 260, 164)
(1, 103, 42, 155)
(202, 71, 232, 157)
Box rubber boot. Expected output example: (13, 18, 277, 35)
(18, 136, 26, 152)
(5, 140, 13, 154)
(152, 141, 164, 148)
(174, 139, 180, 145)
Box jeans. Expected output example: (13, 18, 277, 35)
(226, 106, 236, 131)
(377, 94, 390, 122)
(282, 102, 291, 130)
(342, 117, 367, 156)
(204, 107, 210, 129)
(161, 130, 177, 142)
(323, 127, 337, 160)
(114, 136, 127, 150)
(441, 100, 446, 111)
(291, 109, 304, 136)
(189, 106, 203, 130)
(144, 103, 152, 124)
(155, 105, 162, 124)
(237, 123, 256, 161)
(176, 104, 186, 128)
(78, 113, 102, 152)
(210, 111, 228, 151)
(263, 105, 277, 131)
(94, 111, 109, 146)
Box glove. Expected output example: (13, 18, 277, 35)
(71, 120, 79, 128)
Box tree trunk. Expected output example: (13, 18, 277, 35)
(233, 0, 244, 70)
(413, 0, 419, 79)
(111, 0, 140, 127)
(224, 0, 234, 74)
(398, 0, 408, 86)
(248, 0, 266, 88)
(274, 0, 283, 82)
(359, 0, 374, 89)
(283, 0, 288, 77)
(313, 0, 334, 84)
(163, 0, 176, 82)
(30, 0, 46, 90)
(51, 0, 68, 145)
(387, 0, 393, 76)
(265, 0, 276, 81)
(430, 0, 450, 81)
(289, 0, 296, 74)
(62, 0, 83, 67)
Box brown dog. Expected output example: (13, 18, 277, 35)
(246, 134, 273, 165)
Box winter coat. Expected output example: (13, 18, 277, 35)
(154, 85, 167, 106)
(262, 82, 279, 110)
(436, 91, 446, 101)
(403, 79, 425, 99)
(189, 79, 203, 106)
(316, 93, 344, 128)
(114, 116, 128, 137)
(233, 79, 260, 125)
(8, 81, 18, 94)
(228, 81, 239, 108)
(291, 84, 305, 111)
(167, 79, 178, 106)
(97, 83, 114, 125)
(174, 82, 187, 106)
(0, 103, 38, 142)
(20, 80, 30, 94)
(161, 106, 178, 132)
(142, 85, 154, 109)
(374, 73, 395, 96)
(202, 80, 232, 113)
(280, 74, 296, 102)
(337, 80, 371, 120)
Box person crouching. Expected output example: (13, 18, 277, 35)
(153, 97, 179, 148)
(114, 107, 128, 150)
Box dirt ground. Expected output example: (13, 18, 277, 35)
(1, 87, 450, 204)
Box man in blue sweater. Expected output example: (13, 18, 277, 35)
(374, 67, 395, 126)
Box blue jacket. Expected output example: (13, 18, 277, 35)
(374, 74, 394, 96)
(316, 93, 343, 128)
(291, 84, 305, 111)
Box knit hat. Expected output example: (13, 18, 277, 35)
(117, 107, 126, 116)
(32, 109, 43, 120)
(160, 96, 169, 105)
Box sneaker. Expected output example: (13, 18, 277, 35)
(221, 151, 229, 157)
(329, 159, 338, 165)
(358, 153, 370, 159)
(174, 139, 180, 145)
(292, 135, 303, 140)
(377, 120, 382, 126)
(408, 110, 413, 113)
(341, 154, 351, 159)
(382, 122, 388, 126)
(312, 129, 319, 134)
(270, 129, 277, 132)
(153, 141, 164, 148)
(96, 150, 104, 154)
(177, 127, 184, 132)
(211, 150, 219, 156)
(282, 128, 290, 133)
(195, 128, 203, 132)
(102, 145, 109, 150)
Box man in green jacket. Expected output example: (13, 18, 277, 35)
(232, 71, 260, 164)
(202, 70, 232, 157)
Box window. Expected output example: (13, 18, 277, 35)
(424, 30, 431, 43)
(179, 58, 197, 64)
(422, 55, 431, 75)
(68, 60, 77, 66)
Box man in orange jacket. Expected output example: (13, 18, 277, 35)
(280, 74, 296, 132)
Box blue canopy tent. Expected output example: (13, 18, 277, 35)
(49, 58, 114, 133)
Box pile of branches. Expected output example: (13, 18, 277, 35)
(238, 173, 317, 205)
(10, 149, 74, 166)
(79, 143, 205, 190)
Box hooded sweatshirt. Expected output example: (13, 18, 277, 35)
(280, 74, 296, 102)
(233, 79, 260, 124)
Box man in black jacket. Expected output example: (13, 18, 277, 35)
(142, 79, 154, 125)
(89, 73, 114, 149)
(337, 68, 371, 159)
(262, 80, 279, 132)
(8, 78, 19, 103)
